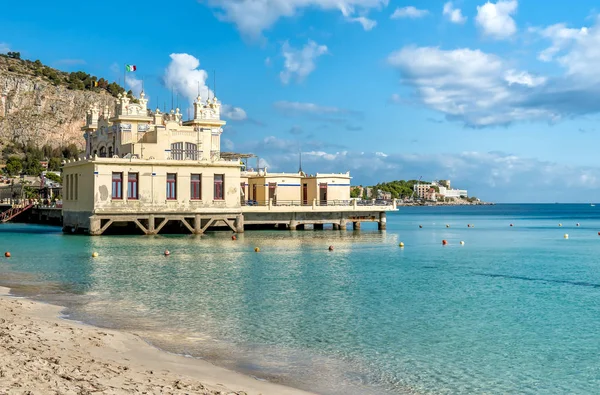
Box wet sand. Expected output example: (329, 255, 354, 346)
(0, 286, 314, 395)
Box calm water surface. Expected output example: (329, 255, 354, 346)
(2, 204, 600, 394)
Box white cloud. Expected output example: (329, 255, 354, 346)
(280, 40, 328, 84)
(387, 46, 553, 126)
(390, 6, 429, 19)
(222, 138, 235, 150)
(204, 0, 388, 38)
(475, 0, 518, 39)
(163, 53, 247, 121)
(533, 19, 600, 83)
(222, 105, 247, 120)
(125, 75, 144, 96)
(443, 2, 466, 24)
(347, 16, 377, 31)
(163, 53, 211, 102)
(387, 17, 600, 127)
(534, 23, 589, 62)
(274, 101, 359, 117)
(0, 43, 9, 53)
(504, 70, 546, 87)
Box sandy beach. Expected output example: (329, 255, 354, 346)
(0, 286, 314, 395)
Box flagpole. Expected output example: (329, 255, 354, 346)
(123, 63, 126, 94)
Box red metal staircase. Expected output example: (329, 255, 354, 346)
(0, 204, 33, 223)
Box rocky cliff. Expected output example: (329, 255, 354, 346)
(0, 56, 116, 152)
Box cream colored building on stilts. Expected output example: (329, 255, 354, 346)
(62, 91, 396, 235)
(63, 93, 244, 235)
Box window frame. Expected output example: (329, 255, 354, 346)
(111, 172, 123, 200)
(127, 173, 139, 200)
(214, 174, 224, 201)
(190, 173, 202, 200)
(166, 173, 177, 200)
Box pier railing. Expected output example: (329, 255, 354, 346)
(241, 199, 396, 211)
(242, 199, 395, 207)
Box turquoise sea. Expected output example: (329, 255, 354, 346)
(2, 204, 600, 394)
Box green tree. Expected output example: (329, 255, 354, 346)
(62, 144, 79, 159)
(44, 172, 62, 184)
(7, 51, 21, 60)
(350, 187, 361, 198)
(4, 156, 22, 176)
(48, 157, 62, 171)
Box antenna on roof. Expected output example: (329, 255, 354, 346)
(197, 81, 200, 97)
(298, 148, 303, 173)
(214, 70, 216, 99)
(171, 87, 174, 110)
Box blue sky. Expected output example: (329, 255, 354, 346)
(3, 0, 600, 202)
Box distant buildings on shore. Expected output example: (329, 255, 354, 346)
(414, 180, 468, 201)
(354, 180, 470, 202)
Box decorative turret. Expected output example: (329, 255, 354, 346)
(114, 92, 149, 117)
(175, 107, 182, 124)
(102, 104, 111, 119)
(138, 91, 149, 113)
(85, 103, 100, 128)
(153, 108, 163, 125)
(192, 95, 221, 121)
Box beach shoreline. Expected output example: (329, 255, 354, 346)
(0, 285, 314, 395)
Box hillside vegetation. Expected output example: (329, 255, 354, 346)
(1, 52, 132, 99)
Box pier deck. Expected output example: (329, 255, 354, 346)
(77, 200, 397, 235)
(3, 200, 397, 235)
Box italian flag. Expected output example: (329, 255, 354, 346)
(125, 65, 137, 72)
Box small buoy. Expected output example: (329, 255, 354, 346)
(598, 231, 600, 236)
(419, 225, 422, 229)
(442, 240, 448, 246)
(559, 223, 562, 227)
(576, 223, 580, 227)
(91, 252, 98, 258)
(232, 235, 237, 240)
(467, 224, 471, 228)
(564, 234, 569, 239)
(446, 224, 450, 228)
(460, 241, 465, 245)
(399, 242, 404, 248)
(254, 247, 260, 252)
(164, 250, 170, 256)
(510, 224, 513, 227)
(328, 245, 334, 251)
(4, 252, 10, 258)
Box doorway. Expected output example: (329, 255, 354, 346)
(302, 183, 308, 205)
(319, 183, 327, 205)
(268, 182, 277, 204)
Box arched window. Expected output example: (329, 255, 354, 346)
(99, 146, 106, 158)
(108, 146, 114, 157)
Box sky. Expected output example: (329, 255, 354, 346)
(2, 0, 600, 202)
